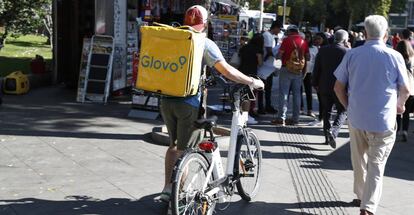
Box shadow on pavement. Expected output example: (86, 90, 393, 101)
(320, 139, 414, 181)
(0, 86, 162, 141)
(259, 124, 414, 181)
(0, 194, 168, 215)
(220, 199, 356, 215)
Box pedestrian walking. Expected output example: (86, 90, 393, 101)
(301, 31, 318, 118)
(238, 33, 264, 124)
(395, 40, 414, 142)
(334, 15, 411, 215)
(312, 29, 349, 149)
(308, 32, 328, 126)
(159, 5, 264, 203)
(258, 21, 282, 115)
(271, 25, 310, 126)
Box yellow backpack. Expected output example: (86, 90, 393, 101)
(136, 23, 206, 97)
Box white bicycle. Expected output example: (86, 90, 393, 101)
(170, 82, 262, 215)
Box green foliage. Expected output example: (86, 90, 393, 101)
(0, 0, 51, 36)
(0, 35, 52, 76)
(241, 0, 406, 28)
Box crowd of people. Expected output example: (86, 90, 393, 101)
(233, 16, 413, 215)
(157, 5, 413, 215)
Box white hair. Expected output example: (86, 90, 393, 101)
(364, 15, 388, 39)
(334, 29, 349, 43)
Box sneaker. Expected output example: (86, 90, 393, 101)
(307, 111, 316, 118)
(159, 187, 171, 203)
(271, 118, 285, 126)
(308, 119, 322, 126)
(327, 131, 336, 149)
(247, 115, 258, 125)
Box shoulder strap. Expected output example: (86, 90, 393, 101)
(291, 37, 304, 50)
(291, 37, 305, 58)
(291, 38, 298, 49)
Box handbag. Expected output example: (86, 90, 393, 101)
(258, 57, 279, 79)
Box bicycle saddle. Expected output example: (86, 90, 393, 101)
(194, 116, 218, 129)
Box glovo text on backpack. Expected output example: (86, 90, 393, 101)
(136, 23, 205, 97)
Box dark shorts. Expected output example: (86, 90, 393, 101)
(160, 99, 202, 150)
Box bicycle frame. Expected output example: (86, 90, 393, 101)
(201, 90, 248, 198)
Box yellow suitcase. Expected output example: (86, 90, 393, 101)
(136, 23, 205, 97)
(3, 71, 30, 94)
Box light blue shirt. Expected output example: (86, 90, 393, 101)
(334, 39, 409, 132)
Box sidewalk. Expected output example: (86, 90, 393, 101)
(0, 86, 413, 215)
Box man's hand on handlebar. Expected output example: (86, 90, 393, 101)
(249, 77, 265, 90)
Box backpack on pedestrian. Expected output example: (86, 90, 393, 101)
(286, 39, 305, 75)
(136, 23, 205, 97)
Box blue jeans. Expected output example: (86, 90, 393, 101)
(277, 67, 302, 122)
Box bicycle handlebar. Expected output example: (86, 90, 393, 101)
(206, 71, 255, 102)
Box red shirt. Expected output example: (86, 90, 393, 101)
(392, 36, 400, 49)
(279, 33, 309, 66)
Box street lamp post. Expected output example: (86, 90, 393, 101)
(259, 0, 264, 32)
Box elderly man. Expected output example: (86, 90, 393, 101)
(312, 29, 350, 148)
(334, 15, 410, 215)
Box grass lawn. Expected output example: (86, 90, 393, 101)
(0, 35, 52, 77)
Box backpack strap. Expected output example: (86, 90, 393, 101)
(291, 37, 304, 56)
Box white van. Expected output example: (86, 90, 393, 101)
(239, 10, 276, 32)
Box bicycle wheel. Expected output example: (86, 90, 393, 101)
(235, 128, 262, 201)
(171, 152, 216, 215)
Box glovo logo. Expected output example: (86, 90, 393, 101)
(141, 55, 187, 73)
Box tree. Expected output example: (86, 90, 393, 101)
(390, 0, 408, 13)
(0, 0, 52, 46)
(331, 0, 398, 30)
(240, 0, 408, 30)
(35, 0, 53, 48)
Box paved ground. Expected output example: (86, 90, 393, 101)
(0, 85, 413, 215)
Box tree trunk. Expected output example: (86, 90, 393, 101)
(347, 9, 353, 31)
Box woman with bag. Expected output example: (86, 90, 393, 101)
(301, 31, 319, 118)
(395, 40, 414, 142)
(238, 33, 264, 124)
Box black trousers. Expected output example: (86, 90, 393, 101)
(320, 93, 347, 140)
(301, 73, 313, 111)
(257, 75, 273, 111)
(397, 95, 414, 131)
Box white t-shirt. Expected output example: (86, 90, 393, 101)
(306, 46, 319, 74)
